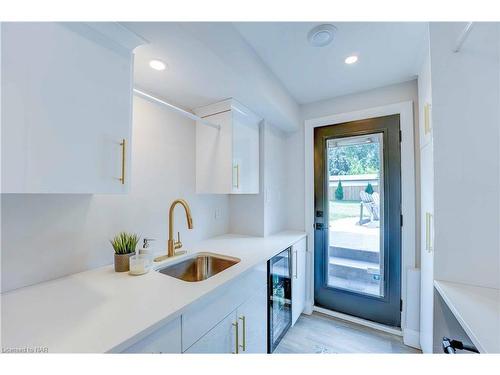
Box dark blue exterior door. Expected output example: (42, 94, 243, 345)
(314, 115, 402, 327)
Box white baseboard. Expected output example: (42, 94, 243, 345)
(313, 305, 403, 336)
(403, 328, 421, 350)
(304, 299, 314, 315)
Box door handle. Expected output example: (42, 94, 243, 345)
(239, 315, 246, 352)
(232, 321, 239, 354)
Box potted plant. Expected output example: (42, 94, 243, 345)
(110, 232, 140, 272)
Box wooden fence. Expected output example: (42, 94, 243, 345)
(329, 174, 379, 201)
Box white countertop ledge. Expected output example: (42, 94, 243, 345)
(434, 280, 500, 353)
(1, 231, 306, 353)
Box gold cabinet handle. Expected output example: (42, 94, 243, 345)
(232, 321, 239, 354)
(119, 139, 126, 185)
(425, 212, 433, 252)
(424, 103, 431, 135)
(233, 164, 240, 189)
(239, 315, 246, 352)
(425, 213, 429, 252)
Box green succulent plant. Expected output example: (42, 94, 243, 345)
(110, 232, 140, 255)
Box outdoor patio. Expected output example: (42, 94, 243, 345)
(328, 201, 383, 296)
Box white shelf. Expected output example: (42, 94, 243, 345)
(434, 280, 500, 353)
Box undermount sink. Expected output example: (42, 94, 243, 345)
(156, 252, 240, 282)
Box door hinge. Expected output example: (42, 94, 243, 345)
(400, 214, 403, 227)
(400, 299, 403, 311)
(399, 130, 402, 142)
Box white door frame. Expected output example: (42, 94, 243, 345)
(304, 101, 416, 344)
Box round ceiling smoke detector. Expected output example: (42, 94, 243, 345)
(308, 24, 337, 47)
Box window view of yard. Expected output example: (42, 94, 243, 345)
(327, 134, 384, 297)
(330, 200, 371, 221)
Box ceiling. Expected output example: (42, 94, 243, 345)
(123, 22, 301, 131)
(234, 22, 427, 104)
(124, 22, 427, 131)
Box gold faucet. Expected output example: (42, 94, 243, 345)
(154, 199, 194, 262)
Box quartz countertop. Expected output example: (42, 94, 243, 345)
(1, 231, 306, 353)
(434, 280, 500, 353)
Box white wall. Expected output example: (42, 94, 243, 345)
(263, 122, 289, 235)
(1, 96, 229, 292)
(430, 22, 500, 289)
(286, 80, 420, 263)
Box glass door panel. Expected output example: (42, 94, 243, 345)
(268, 248, 292, 352)
(326, 133, 384, 297)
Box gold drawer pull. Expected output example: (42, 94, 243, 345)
(232, 321, 239, 354)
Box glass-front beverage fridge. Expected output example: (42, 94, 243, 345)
(267, 247, 292, 353)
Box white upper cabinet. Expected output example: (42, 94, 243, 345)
(1, 22, 144, 193)
(195, 99, 260, 194)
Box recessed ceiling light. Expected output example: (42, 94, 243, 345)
(307, 24, 337, 47)
(149, 59, 166, 71)
(344, 55, 358, 65)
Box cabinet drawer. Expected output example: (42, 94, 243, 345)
(182, 263, 266, 351)
(122, 316, 182, 353)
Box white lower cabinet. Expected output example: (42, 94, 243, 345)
(122, 316, 182, 353)
(186, 290, 267, 354)
(185, 312, 239, 354)
(292, 238, 307, 325)
(122, 260, 269, 354)
(235, 281, 267, 353)
(183, 262, 267, 354)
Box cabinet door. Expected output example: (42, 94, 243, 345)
(195, 111, 233, 194)
(292, 238, 307, 325)
(122, 317, 182, 353)
(236, 279, 267, 353)
(420, 141, 434, 353)
(184, 311, 238, 354)
(181, 264, 264, 351)
(418, 50, 433, 150)
(231, 110, 260, 194)
(1, 23, 133, 193)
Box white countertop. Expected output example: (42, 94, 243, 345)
(1, 231, 306, 353)
(434, 280, 500, 353)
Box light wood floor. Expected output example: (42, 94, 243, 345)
(275, 312, 421, 354)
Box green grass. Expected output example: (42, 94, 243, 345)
(329, 200, 369, 221)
